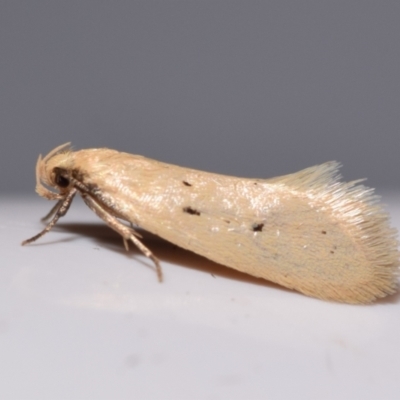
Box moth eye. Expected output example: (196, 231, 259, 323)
(55, 174, 70, 188)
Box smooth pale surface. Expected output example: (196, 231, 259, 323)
(1, 194, 400, 400)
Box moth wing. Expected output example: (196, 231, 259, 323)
(70, 151, 398, 304)
(160, 162, 398, 303)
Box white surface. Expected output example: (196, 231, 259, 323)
(1, 193, 400, 400)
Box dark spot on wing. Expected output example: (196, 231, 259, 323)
(252, 223, 264, 232)
(321, 230, 327, 234)
(183, 206, 201, 216)
(182, 181, 192, 187)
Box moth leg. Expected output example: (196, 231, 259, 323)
(81, 193, 163, 282)
(22, 188, 77, 245)
(122, 229, 142, 250)
(41, 199, 63, 221)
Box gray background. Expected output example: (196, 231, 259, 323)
(1, 1, 399, 194)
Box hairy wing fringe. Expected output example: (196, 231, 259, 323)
(281, 161, 399, 301)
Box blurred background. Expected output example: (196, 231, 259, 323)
(2, 4, 400, 399)
(1, 1, 399, 193)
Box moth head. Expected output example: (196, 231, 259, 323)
(35, 142, 74, 200)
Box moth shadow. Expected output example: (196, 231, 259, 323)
(54, 221, 287, 291)
(32, 221, 400, 305)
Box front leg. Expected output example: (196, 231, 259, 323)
(22, 189, 77, 245)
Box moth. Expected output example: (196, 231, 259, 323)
(23, 143, 399, 304)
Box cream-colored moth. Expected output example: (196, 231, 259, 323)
(22, 143, 399, 304)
